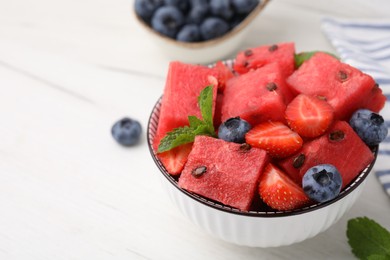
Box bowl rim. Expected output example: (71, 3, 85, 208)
(147, 96, 378, 218)
(133, 0, 271, 49)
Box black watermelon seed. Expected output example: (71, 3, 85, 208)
(338, 71, 348, 82)
(293, 154, 305, 168)
(329, 130, 345, 142)
(192, 166, 207, 178)
(239, 143, 252, 152)
(266, 82, 278, 91)
(244, 49, 253, 57)
(268, 44, 278, 52)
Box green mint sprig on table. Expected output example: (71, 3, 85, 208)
(157, 85, 216, 153)
(294, 51, 339, 68)
(347, 217, 390, 260)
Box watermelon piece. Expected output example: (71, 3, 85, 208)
(234, 42, 295, 76)
(360, 83, 387, 113)
(287, 52, 385, 120)
(178, 136, 269, 211)
(213, 91, 224, 128)
(156, 61, 218, 138)
(155, 61, 219, 175)
(212, 61, 235, 92)
(278, 121, 375, 189)
(221, 63, 293, 126)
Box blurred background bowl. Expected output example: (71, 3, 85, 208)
(133, 0, 270, 64)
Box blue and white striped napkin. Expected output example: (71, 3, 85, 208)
(322, 17, 390, 197)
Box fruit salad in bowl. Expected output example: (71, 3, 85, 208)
(147, 42, 387, 247)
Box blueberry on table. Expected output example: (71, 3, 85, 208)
(231, 0, 259, 15)
(302, 164, 342, 203)
(209, 0, 234, 20)
(176, 24, 201, 42)
(111, 118, 142, 146)
(187, 0, 209, 24)
(200, 17, 230, 40)
(151, 6, 184, 38)
(218, 117, 251, 143)
(349, 109, 388, 146)
(135, 0, 164, 22)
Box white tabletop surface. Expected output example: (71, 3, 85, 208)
(1, 0, 389, 259)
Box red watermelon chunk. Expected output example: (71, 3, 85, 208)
(234, 42, 295, 76)
(155, 61, 219, 175)
(278, 121, 375, 189)
(156, 61, 218, 138)
(221, 63, 293, 126)
(212, 61, 235, 92)
(287, 52, 385, 120)
(360, 83, 387, 113)
(178, 136, 269, 211)
(213, 91, 224, 128)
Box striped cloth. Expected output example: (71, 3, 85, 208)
(322, 17, 390, 197)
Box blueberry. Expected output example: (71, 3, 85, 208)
(349, 109, 388, 146)
(230, 14, 246, 29)
(231, 0, 259, 15)
(209, 0, 234, 20)
(176, 24, 201, 42)
(200, 17, 230, 41)
(302, 164, 342, 203)
(112, 118, 142, 146)
(187, 0, 209, 24)
(151, 6, 184, 38)
(135, 0, 164, 22)
(163, 0, 190, 13)
(218, 117, 251, 143)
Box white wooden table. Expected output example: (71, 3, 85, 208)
(0, 0, 389, 259)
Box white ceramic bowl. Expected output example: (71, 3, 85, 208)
(147, 98, 378, 248)
(133, 0, 270, 64)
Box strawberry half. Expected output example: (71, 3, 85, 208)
(259, 163, 311, 211)
(245, 121, 303, 158)
(285, 94, 334, 138)
(156, 143, 193, 176)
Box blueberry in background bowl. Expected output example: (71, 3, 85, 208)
(135, 0, 262, 42)
(151, 6, 184, 38)
(133, 0, 271, 63)
(134, 0, 164, 22)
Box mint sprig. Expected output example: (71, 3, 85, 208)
(347, 217, 390, 260)
(157, 86, 216, 153)
(294, 51, 339, 68)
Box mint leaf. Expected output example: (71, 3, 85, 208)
(188, 115, 204, 128)
(198, 85, 214, 128)
(157, 85, 216, 153)
(294, 51, 339, 68)
(157, 126, 196, 153)
(347, 217, 390, 260)
(368, 255, 390, 260)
